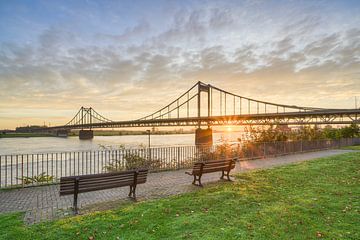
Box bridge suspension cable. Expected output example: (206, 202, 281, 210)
(65, 107, 113, 127)
(137, 81, 326, 121)
(48, 81, 359, 130)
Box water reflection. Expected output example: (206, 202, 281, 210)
(0, 132, 243, 155)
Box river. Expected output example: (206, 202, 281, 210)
(0, 132, 243, 155)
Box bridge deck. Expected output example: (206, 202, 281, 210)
(44, 109, 360, 130)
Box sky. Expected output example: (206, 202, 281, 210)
(0, 0, 360, 129)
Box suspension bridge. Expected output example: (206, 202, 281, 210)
(40, 81, 360, 144)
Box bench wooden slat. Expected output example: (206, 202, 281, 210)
(203, 161, 232, 166)
(60, 175, 138, 189)
(203, 160, 231, 164)
(61, 173, 148, 188)
(60, 180, 134, 193)
(203, 162, 235, 168)
(60, 171, 136, 181)
(193, 166, 235, 175)
(60, 175, 134, 185)
(61, 175, 135, 186)
(60, 181, 136, 195)
(202, 166, 231, 173)
(60, 169, 148, 182)
(203, 164, 232, 170)
(60, 175, 136, 186)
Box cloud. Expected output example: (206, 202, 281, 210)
(97, 20, 151, 42)
(281, 15, 322, 37)
(0, 1, 360, 128)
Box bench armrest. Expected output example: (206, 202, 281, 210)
(185, 171, 193, 176)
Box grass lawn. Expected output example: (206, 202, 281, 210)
(1, 152, 359, 240)
(342, 145, 360, 150)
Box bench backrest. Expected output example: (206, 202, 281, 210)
(59, 169, 148, 196)
(192, 158, 236, 175)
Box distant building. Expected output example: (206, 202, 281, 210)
(15, 125, 45, 133)
(0, 129, 14, 134)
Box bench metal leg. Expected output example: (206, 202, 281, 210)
(198, 176, 203, 187)
(73, 192, 78, 214)
(128, 185, 137, 200)
(133, 185, 137, 200)
(226, 171, 232, 181)
(192, 175, 203, 187)
(73, 177, 80, 214)
(128, 186, 133, 197)
(220, 170, 225, 179)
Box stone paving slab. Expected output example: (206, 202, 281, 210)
(0, 149, 353, 224)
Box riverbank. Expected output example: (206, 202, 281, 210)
(0, 130, 195, 138)
(0, 133, 53, 138)
(0, 133, 199, 155)
(91, 130, 194, 136)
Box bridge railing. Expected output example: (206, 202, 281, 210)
(1, 138, 359, 189)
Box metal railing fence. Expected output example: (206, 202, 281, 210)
(1, 138, 359, 188)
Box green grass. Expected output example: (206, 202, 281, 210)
(342, 145, 360, 150)
(1, 152, 359, 240)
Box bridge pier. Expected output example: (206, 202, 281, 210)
(195, 127, 213, 145)
(56, 129, 68, 137)
(79, 130, 94, 140)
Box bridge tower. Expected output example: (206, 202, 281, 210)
(79, 107, 94, 140)
(195, 82, 213, 145)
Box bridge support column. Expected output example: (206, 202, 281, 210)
(195, 128, 213, 146)
(79, 130, 93, 140)
(56, 129, 68, 138)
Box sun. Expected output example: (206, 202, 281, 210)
(226, 126, 232, 132)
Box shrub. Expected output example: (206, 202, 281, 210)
(17, 172, 54, 185)
(102, 145, 162, 172)
(197, 139, 237, 162)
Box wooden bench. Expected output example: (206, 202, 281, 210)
(60, 169, 148, 214)
(185, 158, 236, 186)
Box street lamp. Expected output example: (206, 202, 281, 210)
(146, 130, 151, 161)
(146, 130, 151, 148)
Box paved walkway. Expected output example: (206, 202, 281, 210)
(0, 149, 353, 224)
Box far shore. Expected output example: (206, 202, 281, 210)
(0, 130, 196, 138)
(0, 129, 240, 138)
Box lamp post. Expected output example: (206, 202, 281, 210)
(146, 130, 151, 148)
(146, 130, 151, 161)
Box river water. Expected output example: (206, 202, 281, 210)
(0, 132, 243, 155)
